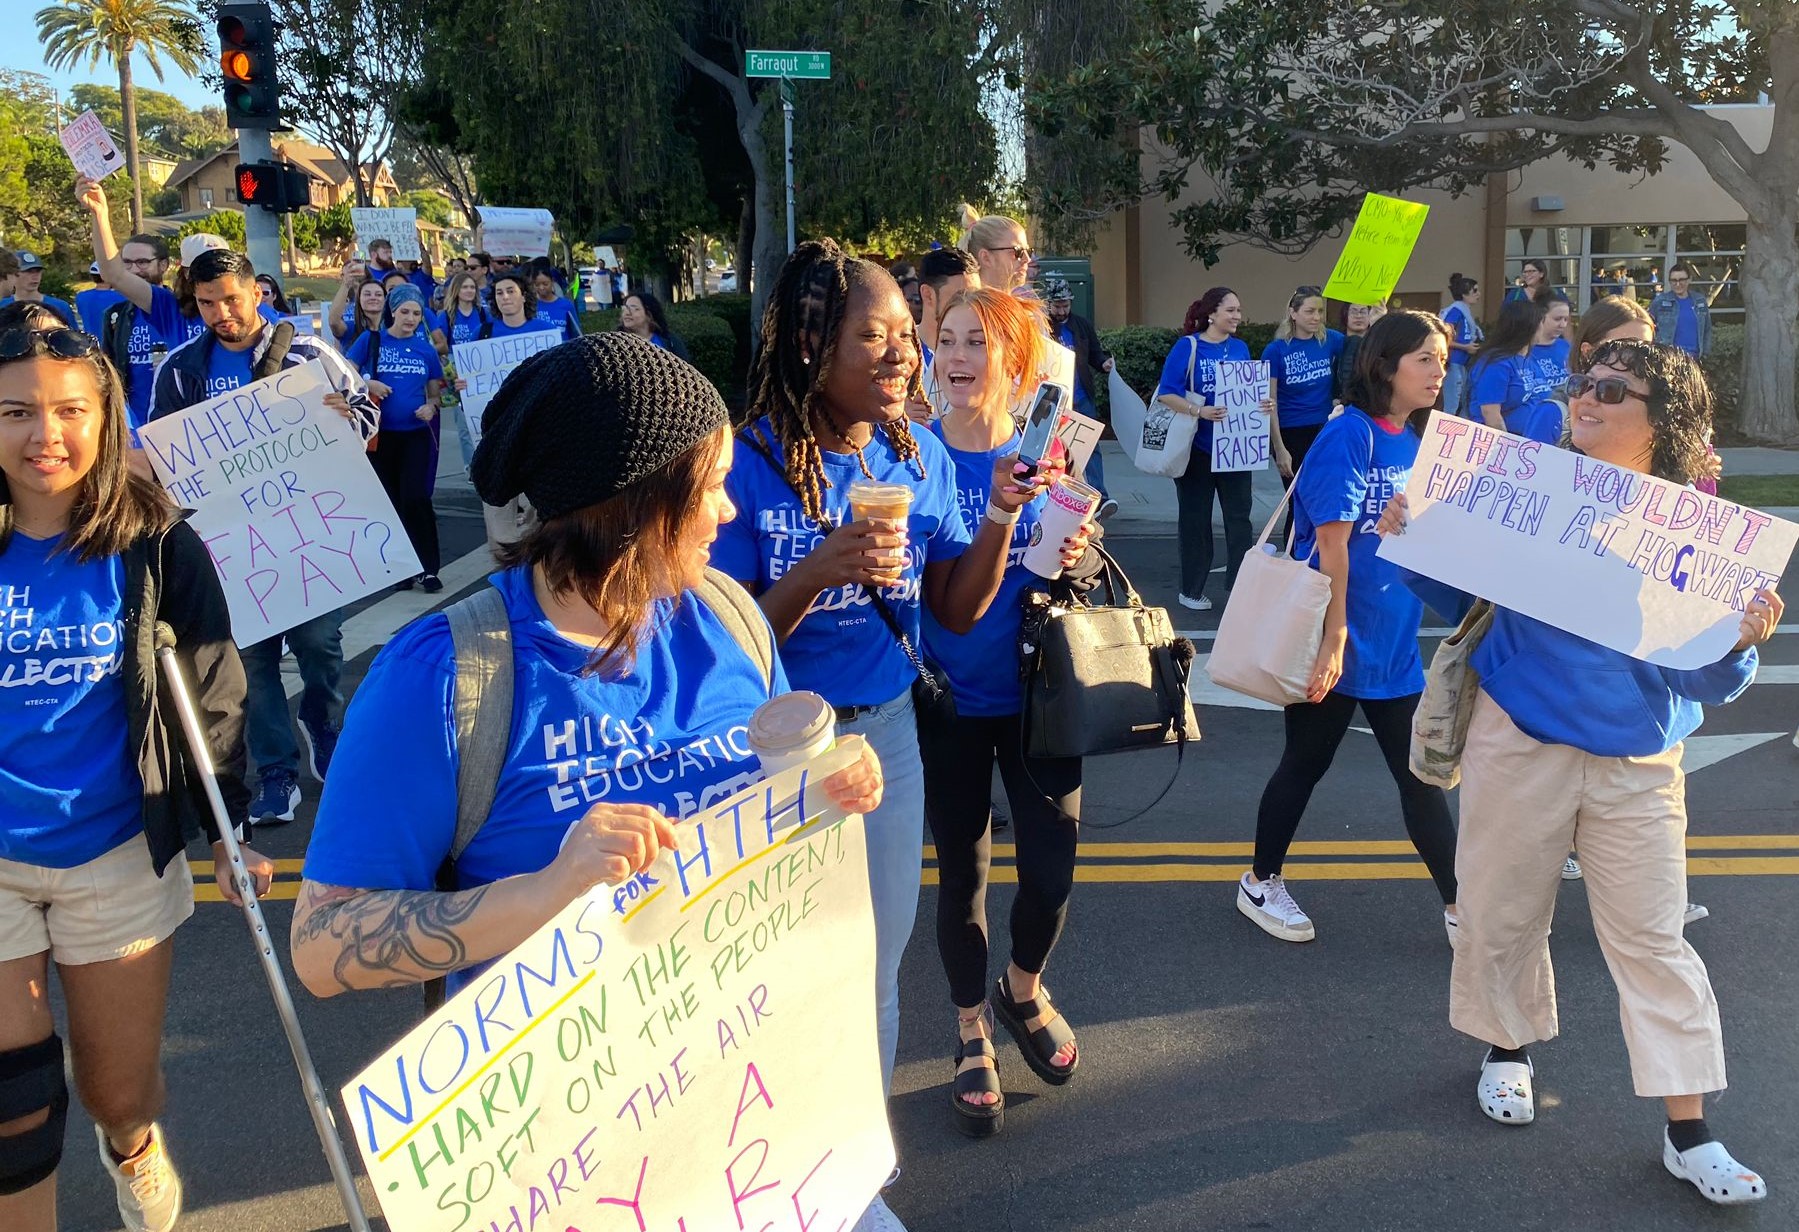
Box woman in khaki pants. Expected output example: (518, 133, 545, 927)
(1382, 339, 1782, 1206)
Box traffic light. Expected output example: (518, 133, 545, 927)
(235, 161, 311, 212)
(217, 2, 281, 130)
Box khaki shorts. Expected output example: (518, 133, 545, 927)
(0, 838, 195, 966)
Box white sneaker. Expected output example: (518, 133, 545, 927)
(97, 1122, 182, 1232)
(1237, 872, 1314, 942)
(1663, 1133, 1766, 1204)
(1562, 855, 1583, 881)
(1477, 1053, 1535, 1125)
(1178, 593, 1212, 611)
(1444, 909, 1459, 948)
(1684, 902, 1710, 925)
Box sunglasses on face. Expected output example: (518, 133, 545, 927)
(1564, 372, 1649, 405)
(0, 327, 100, 361)
(985, 245, 1031, 262)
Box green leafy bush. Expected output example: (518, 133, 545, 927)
(175, 211, 246, 247)
(581, 308, 741, 404)
(1099, 325, 1181, 402)
(1238, 322, 1279, 356)
(695, 293, 753, 375)
(1700, 323, 1743, 423)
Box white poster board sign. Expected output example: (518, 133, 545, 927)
(351, 208, 421, 262)
(59, 109, 124, 181)
(1378, 413, 1798, 669)
(343, 739, 893, 1232)
(452, 331, 562, 449)
(1049, 406, 1106, 478)
(138, 363, 421, 646)
(477, 207, 554, 258)
(1212, 360, 1272, 472)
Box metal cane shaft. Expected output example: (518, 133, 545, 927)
(155, 641, 373, 1232)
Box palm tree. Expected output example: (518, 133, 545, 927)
(35, 0, 205, 231)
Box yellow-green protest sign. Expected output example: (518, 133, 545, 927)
(342, 737, 894, 1232)
(1320, 193, 1431, 306)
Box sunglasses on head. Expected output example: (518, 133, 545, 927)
(0, 327, 100, 362)
(1564, 372, 1648, 405)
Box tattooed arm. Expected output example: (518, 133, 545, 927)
(289, 802, 678, 997)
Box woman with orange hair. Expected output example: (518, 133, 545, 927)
(921, 288, 1098, 1138)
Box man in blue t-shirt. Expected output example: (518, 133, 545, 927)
(0, 251, 78, 328)
(75, 262, 126, 333)
(1649, 262, 1713, 357)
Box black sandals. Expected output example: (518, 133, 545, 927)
(992, 974, 1079, 1085)
(951, 1012, 1005, 1138)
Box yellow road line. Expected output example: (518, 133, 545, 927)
(925, 837, 1799, 860)
(921, 856, 1799, 887)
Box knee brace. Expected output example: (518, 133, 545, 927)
(0, 1034, 68, 1194)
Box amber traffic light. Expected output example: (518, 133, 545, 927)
(217, 3, 281, 130)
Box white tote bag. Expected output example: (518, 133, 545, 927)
(1107, 367, 1149, 469)
(1134, 336, 1201, 478)
(1207, 481, 1332, 707)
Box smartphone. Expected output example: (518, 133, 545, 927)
(1017, 382, 1068, 474)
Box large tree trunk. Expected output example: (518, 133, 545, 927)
(1737, 209, 1799, 444)
(744, 115, 785, 328)
(118, 55, 143, 231)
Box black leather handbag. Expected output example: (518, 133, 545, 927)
(1019, 546, 1198, 761)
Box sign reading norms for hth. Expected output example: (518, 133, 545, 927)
(746, 49, 832, 79)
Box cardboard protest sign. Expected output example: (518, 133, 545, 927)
(1212, 359, 1271, 472)
(59, 109, 124, 182)
(1321, 194, 1430, 306)
(138, 362, 421, 646)
(352, 208, 421, 262)
(1049, 406, 1106, 478)
(1378, 413, 1799, 669)
(343, 738, 893, 1232)
(452, 331, 562, 449)
(477, 207, 555, 258)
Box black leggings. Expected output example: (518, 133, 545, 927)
(1253, 691, 1458, 904)
(1279, 422, 1325, 543)
(920, 711, 1082, 1008)
(370, 426, 441, 574)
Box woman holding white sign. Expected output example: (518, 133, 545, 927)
(1236, 312, 1459, 945)
(1380, 339, 1779, 1205)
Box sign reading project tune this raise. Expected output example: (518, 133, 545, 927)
(1378, 413, 1799, 669)
(1320, 193, 1431, 307)
(1211, 360, 1271, 472)
(343, 738, 893, 1232)
(137, 362, 421, 646)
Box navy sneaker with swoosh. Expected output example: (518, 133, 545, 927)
(1237, 871, 1315, 942)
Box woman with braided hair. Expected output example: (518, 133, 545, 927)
(715, 240, 1054, 1107)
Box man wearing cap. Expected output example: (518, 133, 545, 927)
(75, 261, 126, 334)
(152, 246, 380, 828)
(0, 250, 78, 327)
(1042, 275, 1116, 509)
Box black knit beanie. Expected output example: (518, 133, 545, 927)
(471, 332, 728, 519)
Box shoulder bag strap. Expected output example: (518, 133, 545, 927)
(1185, 334, 1199, 396)
(445, 585, 515, 864)
(694, 568, 774, 692)
(253, 321, 296, 380)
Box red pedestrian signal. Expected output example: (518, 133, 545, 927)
(217, 2, 282, 130)
(235, 162, 312, 213)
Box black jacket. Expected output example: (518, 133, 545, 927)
(1055, 311, 1111, 408)
(123, 518, 250, 874)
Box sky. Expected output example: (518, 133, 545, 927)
(1, 0, 217, 111)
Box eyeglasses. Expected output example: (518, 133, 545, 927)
(1564, 372, 1649, 405)
(0, 327, 100, 361)
(1669, 276, 1691, 284)
(984, 245, 1031, 262)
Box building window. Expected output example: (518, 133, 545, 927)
(1504, 224, 1744, 321)
(199, 187, 214, 209)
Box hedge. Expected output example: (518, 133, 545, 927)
(580, 307, 741, 403)
(1700, 323, 1743, 423)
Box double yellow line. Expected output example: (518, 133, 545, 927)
(192, 835, 1799, 903)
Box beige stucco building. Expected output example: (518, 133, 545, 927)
(1086, 104, 1763, 330)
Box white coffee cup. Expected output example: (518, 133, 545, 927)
(747, 691, 836, 776)
(1022, 477, 1100, 579)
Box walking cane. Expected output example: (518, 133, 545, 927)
(153, 622, 374, 1232)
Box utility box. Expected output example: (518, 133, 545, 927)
(1036, 257, 1095, 323)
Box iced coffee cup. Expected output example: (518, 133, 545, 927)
(846, 480, 913, 526)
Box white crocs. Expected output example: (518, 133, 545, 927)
(1477, 1055, 1535, 1125)
(1663, 1133, 1767, 1205)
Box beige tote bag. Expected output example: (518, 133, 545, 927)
(1207, 482, 1332, 707)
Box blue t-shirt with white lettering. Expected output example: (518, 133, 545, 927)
(117, 286, 189, 429)
(203, 342, 256, 398)
(533, 297, 583, 341)
(75, 288, 126, 334)
(344, 328, 444, 431)
(1523, 340, 1569, 402)
(1155, 333, 1251, 451)
(1261, 331, 1345, 429)
(1469, 353, 1526, 420)
(1441, 303, 1481, 367)
(715, 418, 973, 708)
(443, 307, 487, 345)
(0, 534, 143, 868)
(921, 425, 1044, 717)
(303, 566, 788, 903)
(1291, 406, 1425, 699)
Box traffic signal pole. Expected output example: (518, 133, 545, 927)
(238, 127, 283, 277)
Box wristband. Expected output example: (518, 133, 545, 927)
(985, 499, 1021, 526)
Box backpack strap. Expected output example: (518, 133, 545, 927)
(694, 568, 774, 692)
(254, 321, 296, 380)
(445, 585, 515, 867)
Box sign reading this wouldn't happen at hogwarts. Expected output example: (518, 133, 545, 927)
(343, 737, 894, 1232)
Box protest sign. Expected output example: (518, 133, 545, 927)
(352, 208, 421, 261)
(1378, 413, 1799, 669)
(59, 109, 124, 182)
(138, 362, 421, 646)
(1049, 405, 1106, 478)
(342, 737, 893, 1232)
(477, 207, 555, 258)
(1320, 194, 1431, 306)
(452, 331, 562, 449)
(1211, 359, 1271, 472)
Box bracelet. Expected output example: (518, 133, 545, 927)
(985, 499, 1021, 526)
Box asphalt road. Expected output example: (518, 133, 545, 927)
(47, 487, 1799, 1232)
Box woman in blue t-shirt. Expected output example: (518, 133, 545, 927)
(920, 288, 1096, 1137)
(1154, 287, 1266, 611)
(1236, 312, 1457, 947)
(618, 291, 689, 361)
(0, 302, 273, 1228)
(530, 268, 584, 341)
(291, 331, 883, 993)
(1466, 296, 1546, 430)
(1440, 273, 1484, 416)
(1262, 285, 1347, 481)
(345, 286, 447, 593)
(714, 240, 1050, 1100)
(1379, 341, 1777, 1205)
(439, 272, 488, 346)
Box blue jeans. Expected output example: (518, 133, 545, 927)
(836, 689, 926, 1095)
(240, 609, 345, 776)
(1443, 362, 1469, 417)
